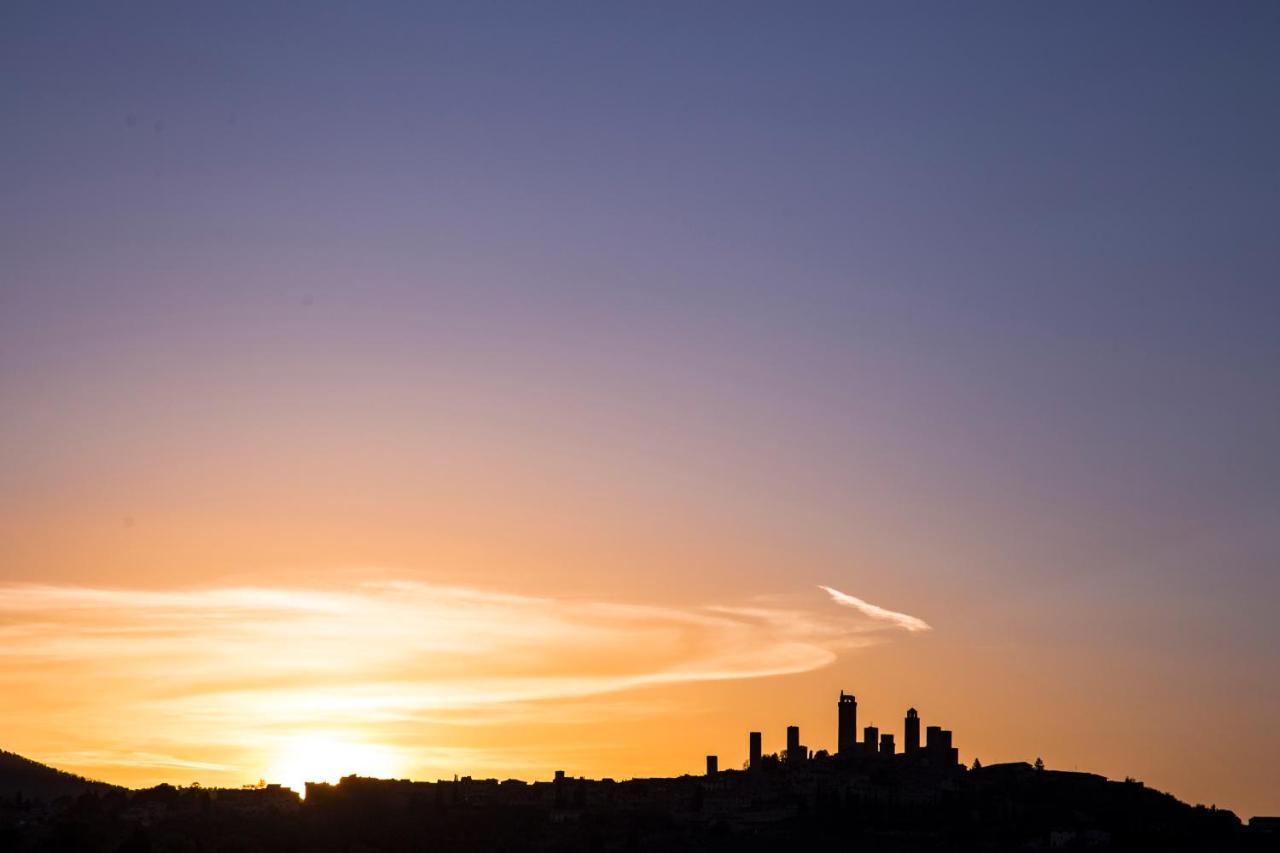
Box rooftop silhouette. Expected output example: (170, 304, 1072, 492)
(1, 689, 1274, 851)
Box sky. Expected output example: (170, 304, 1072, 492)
(1, 0, 1278, 818)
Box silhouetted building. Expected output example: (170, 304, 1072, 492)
(749, 731, 762, 769)
(943, 728, 957, 767)
(924, 727, 955, 766)
(838, 691, 858, 755)
(0, 694, 1250, 853)
(905, 707, 920, 754)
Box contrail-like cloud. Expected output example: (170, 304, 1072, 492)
(818, 585, 932, 633)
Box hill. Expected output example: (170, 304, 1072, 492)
(0, 749, 120, 801)
(1, 750, 1273, 850)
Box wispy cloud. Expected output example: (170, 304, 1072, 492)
(0, 580, 926, 786)
(818, 585, 932, 633)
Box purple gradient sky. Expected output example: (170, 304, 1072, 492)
(2, 1, 1279, 817)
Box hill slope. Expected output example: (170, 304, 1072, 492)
(0, 750, 120, 801)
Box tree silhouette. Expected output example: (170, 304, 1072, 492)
(1034, 757, 1045, 772)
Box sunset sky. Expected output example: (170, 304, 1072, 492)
(2, 1, 1278, 819)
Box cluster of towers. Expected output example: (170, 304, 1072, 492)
(711, 691, 959, 776)
(834, 691, 957, 766)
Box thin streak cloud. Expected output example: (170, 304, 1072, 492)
(818, 585, 932, 633)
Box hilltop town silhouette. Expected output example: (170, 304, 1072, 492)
(2, 690, 1275, 852)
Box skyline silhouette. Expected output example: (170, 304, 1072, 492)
(2, 688, 1276, 851)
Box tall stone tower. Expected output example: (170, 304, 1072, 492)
(786, 725, 801, 762)
(838, 691, 858, 756)
(904, 707, 921, 754)
(863, 725, 879, 755)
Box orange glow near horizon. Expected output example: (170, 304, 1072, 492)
(1, 565, 1276, 819)
(267, 734, 401, 796)
(0, 577, 927, 794)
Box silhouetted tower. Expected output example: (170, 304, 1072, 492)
(925, 725, 942, 754)
(904, 708, 921, 754)
(706, 755, 718, 776)
(926, 725, 956, 765)
(838, 691, 858, 756)
(552, 771, 566, 809)
(880, 733, 895, 755)
(749, 731, 762, 770)
(864, 726, 879, 755)
(786, 725, 801, 763)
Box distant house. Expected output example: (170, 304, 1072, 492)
(1249, 816, 1280, 834)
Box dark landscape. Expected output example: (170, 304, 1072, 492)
(4, 693, 1276, 852)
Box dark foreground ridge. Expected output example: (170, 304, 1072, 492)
(2, 692, 1276, 852)
(0, 751, 120, 803)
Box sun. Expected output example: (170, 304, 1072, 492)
(266, 733, 400, 795)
